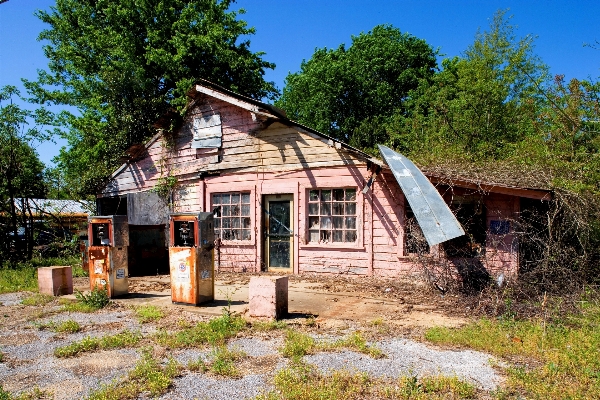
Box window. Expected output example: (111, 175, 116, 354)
(212, 192, 251, 241)
(307, 188, 357, 244)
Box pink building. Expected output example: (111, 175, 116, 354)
(98, 80, 551, 282)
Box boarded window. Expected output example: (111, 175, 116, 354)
(191, 113, 222, 149)
(212, 192, 251, 241)
(308, 188, 357, 244)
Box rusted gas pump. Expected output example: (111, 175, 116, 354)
(168, 212, 215, 305)
(87, 216, 129, 297)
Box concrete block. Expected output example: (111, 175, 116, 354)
(249, 276, 288, 319)
(38, 266, 73, 296)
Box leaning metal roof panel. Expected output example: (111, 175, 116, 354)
(378, 145, 465, 247)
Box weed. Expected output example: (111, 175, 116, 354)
(74, 287, 109, 310)
(133, 305, 164, 323)
(379, 375, 476, 399)
(305, 316, 316, 327)
(424, 297, 600, 399)
(281, 330, 383, 359)
(54, 330, 142, 357)
(60, 300, 97, 313)
(155, 313, 245, 348)
(35, 319, 81, 333)
(330, 331, 384, 359)
(21, 294, 54, 306)
(187, 357, 207, 372)
(2, 386, 53, 400)
(210, 346, 246, 377)
(86, 348, 180, 400)
(252, 320, 287, 332)
(256, 361, 372, 400)
(55, 319, 81, 333)
(281, 330, 315, 359)
(0, 352, 3, 362)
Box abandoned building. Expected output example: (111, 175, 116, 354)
(97, 80, 551, 279)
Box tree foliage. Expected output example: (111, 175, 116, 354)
(392, 10, 548, 160)
(0, 86, 49, 261)
(26, 0, 277, 195)
(275, 24, 437, 152)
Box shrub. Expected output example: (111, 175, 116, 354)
(74, 287, 109, 310)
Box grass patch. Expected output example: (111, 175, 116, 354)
(0, 352, 3, 363)
(256, 361, 476, 400)
(0, 386, 53, 400)
(425, 296, 600, 399)
(21, 294, 54, 306)
(210, 346, 246, 377)
(35, 319, 81, 333)
(133, 305, 164, 323)
(281, 330, 383, 359)
(155, 313, 245, 348)
(251, 320, 287, 332)
(186, 357, 208, 372)
(0, 255, 86, 295)
(256, 361, 372, 400)
(54, 330, 142, 358)
(86, 348, 180, 400)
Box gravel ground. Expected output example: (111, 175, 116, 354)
(0, 290, 504, 399)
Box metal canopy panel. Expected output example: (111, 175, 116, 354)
(377, 145, 464, 246)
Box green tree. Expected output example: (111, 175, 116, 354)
(275, 24, 437, 153)
(26, 0, 277, 195)
(396, 10, 548, 161)
(0, 86, 49, 261)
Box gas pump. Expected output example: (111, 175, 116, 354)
(169, 212, 215, 305)
(87, 216, 129, 297)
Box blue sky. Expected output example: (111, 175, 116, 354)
(1, 0, 600, 167)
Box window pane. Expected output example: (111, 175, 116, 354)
(232, 217, 240, 228)
(320, 230, 331, 242)
(241, 192, 250, 204)
(222, 205, 230, 216)
(242, 229, 251, 240)
(345, 217, 356, 230)
(345, 189, 356, 201)
(321, 203, 331, 215)
(309, 230, 319, 242)
(332, 217, 343, 229)
(214, 229, 221, 238)
(221, 194, 230, 204)
(231, 193, 240, 204)
(222, 218, 231, 229)
(308, 203, 319, 215)
(212, 194, 221, 205)
(320, 190, 331, 201)
(231, 205, 240, 216)
(345, 203, 356, 215)
(214, 218, 221, 228)
(309, 190, 319, 201)
(333, 189, 345, 201)
(332, 202, 344, 215)
(309, 216, 319, 229)
(345, 230, 357, 243)
(320, 216, 332, 229)
(222, 229, 232, 240)
(333, 231, 343, 242)
(241, 204, 250, 216)
(231, 229, 240, 240)
(242, 217, 251, 228)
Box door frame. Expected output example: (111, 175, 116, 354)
(263, 194, 294, 273)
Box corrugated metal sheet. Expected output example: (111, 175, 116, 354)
(192, 113, 222, 149)
(378, 145, 464, 247)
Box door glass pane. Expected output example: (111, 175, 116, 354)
(269, 237, 290, 268)
(268, 201, 291, 235)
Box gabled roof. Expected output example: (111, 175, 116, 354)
(187, 79, 383, 166)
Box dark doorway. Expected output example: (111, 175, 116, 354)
(128, 225, 169, 276)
